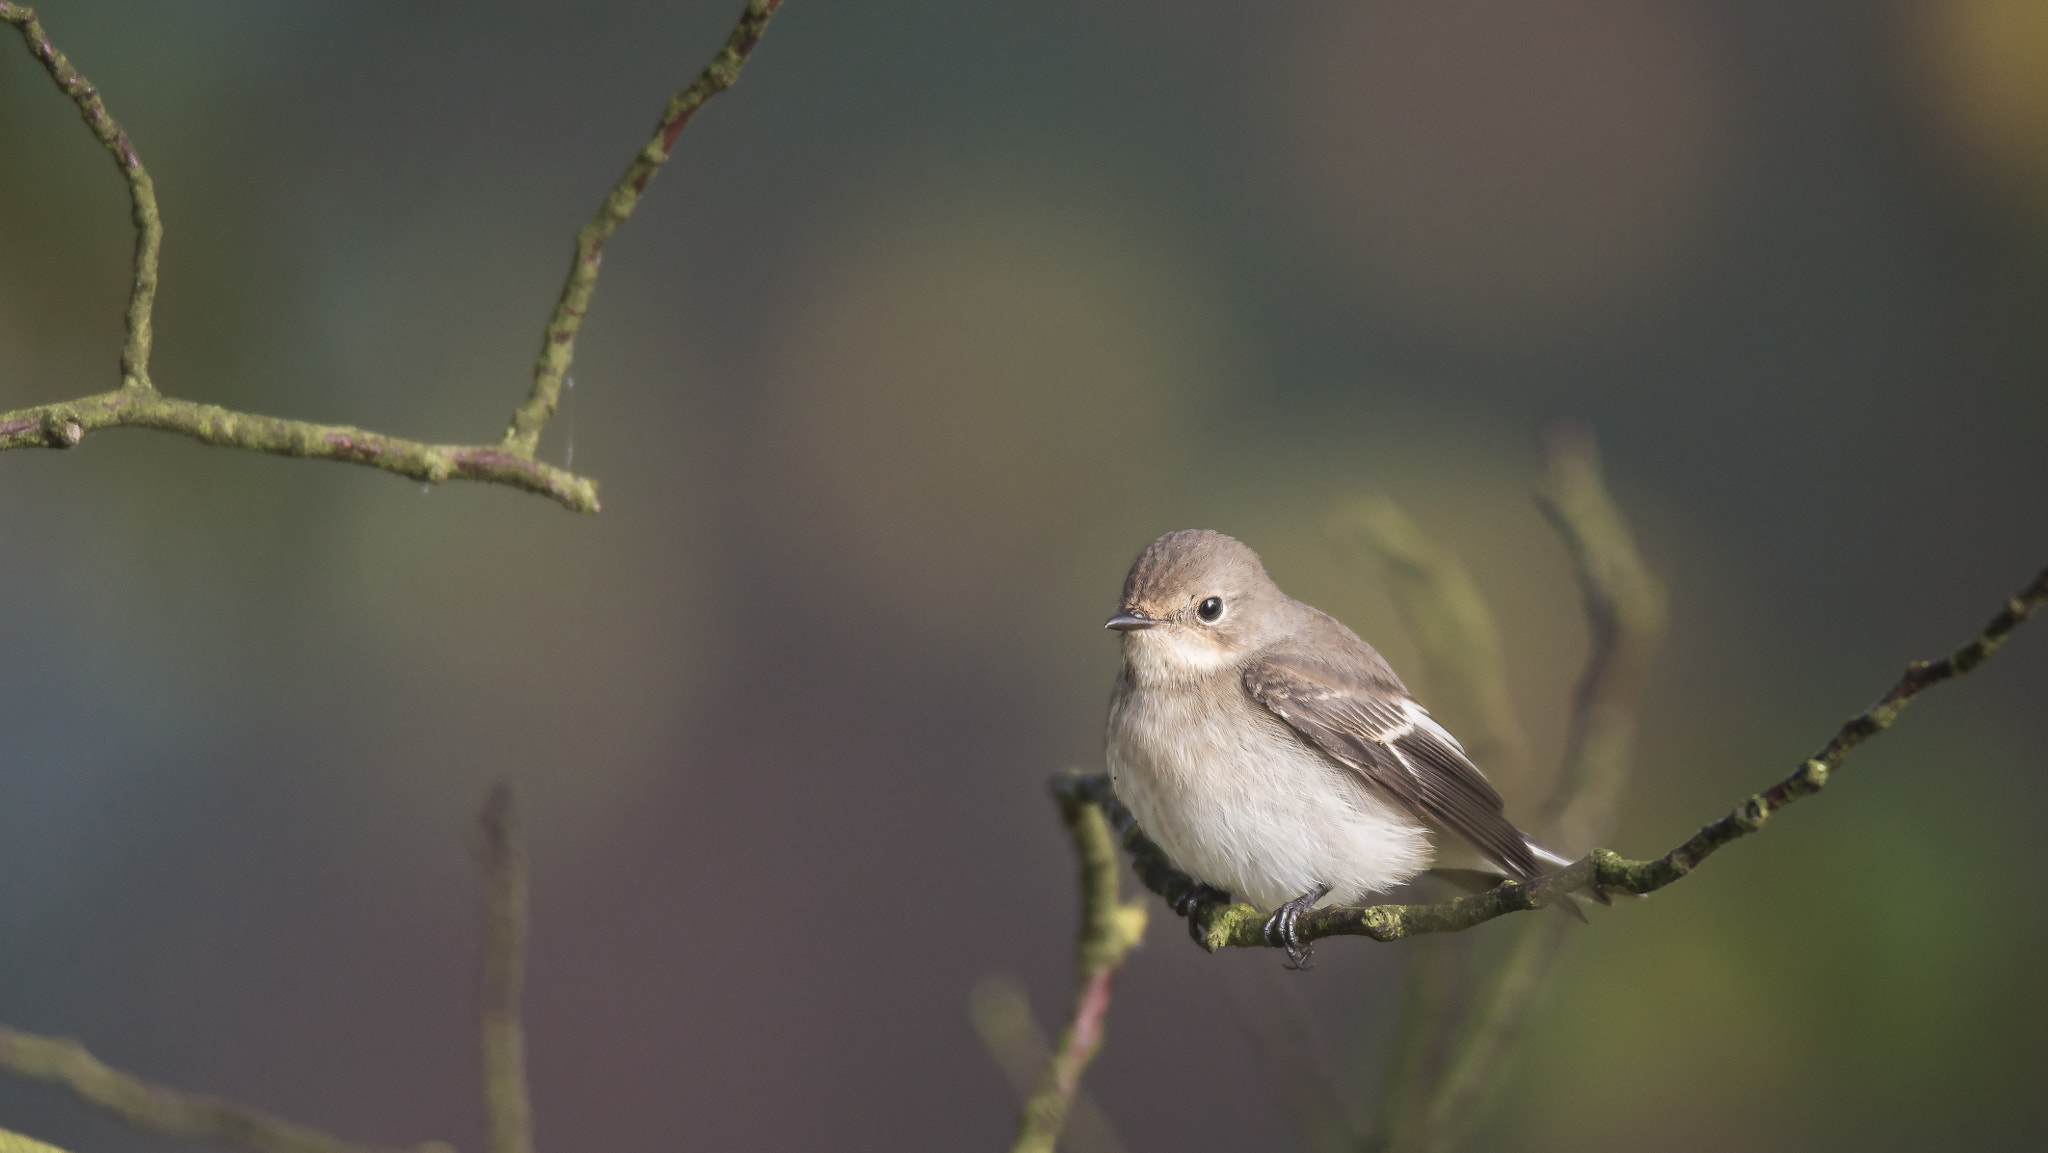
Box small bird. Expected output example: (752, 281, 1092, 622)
(1104, 529, 1567, 966)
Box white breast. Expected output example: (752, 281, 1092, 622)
(1106, 677, 1432, 910)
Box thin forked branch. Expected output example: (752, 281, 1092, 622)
(1079, 560, 2046, 952)
(0, 1, 785, 513)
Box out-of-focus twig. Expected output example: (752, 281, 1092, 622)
(1324, 493, 1528, 1151)
(1008, 779, 1149, 1153)
(0, 1023, 450, 1153)
(0, 1126, 74, 1153)
(1388, 428, 1668, 1152)
(1328, 494, 1530, 781)
(1414, 912, 1572, 1151)
(1535, 427, 1669, 850)
(969, 975, 1127, 1153)
(477, 785, 533, 1153)
(1221, 963, 1366, 1153)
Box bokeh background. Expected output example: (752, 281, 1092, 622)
(4, 1, 2047, 1149)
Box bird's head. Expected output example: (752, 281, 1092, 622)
(1107, 529, 1288, 681)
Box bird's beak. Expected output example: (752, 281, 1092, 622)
(1105, 610, 1161, 632)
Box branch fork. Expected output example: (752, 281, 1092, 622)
(1, 1, 786, 514)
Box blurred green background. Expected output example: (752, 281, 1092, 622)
(4, 1, 2047, 1150)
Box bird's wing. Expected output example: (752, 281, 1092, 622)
(1243, 650, 1545, 880)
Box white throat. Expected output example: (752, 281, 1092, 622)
(1122, 628, 1238, 685)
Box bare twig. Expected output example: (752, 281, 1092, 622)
(1009, 780, 1149, 1153)
(477, 785, 533, 1153)
(1, 1, 787, 513)
(0, 1023, 450, 1153)
(1086, 559, 2047, 951)
(968, 975, 1128, 1153)
(503, 0, 784, 457)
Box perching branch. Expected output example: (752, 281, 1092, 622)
(0, 0, 785, 514)
(477, 785, 534, 1153)
(1007, 781, 1149, 1153)
(1077, 559, 2046, 953)
(0, 1023, 451, 1153)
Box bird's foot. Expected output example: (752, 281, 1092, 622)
(1170, 882, 1231, 918)
(1173, 882, 1232, 947)
(1264, 883, 1332, 970)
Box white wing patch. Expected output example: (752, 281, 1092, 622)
(1402, 699, 1469, 756)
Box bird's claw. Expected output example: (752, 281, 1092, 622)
(1264, 882, 1332, 970)
(1173, 882, 1232, 948)
(1170, 882, 1231, 918)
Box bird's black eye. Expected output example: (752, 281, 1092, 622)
(1197, 597, 1223, 622)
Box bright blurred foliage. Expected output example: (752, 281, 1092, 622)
(1, 2, 2044, 1152)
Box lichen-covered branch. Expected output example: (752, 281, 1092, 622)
(0, 389, 599, 512)
(1008, 780, 1149, 1153)
(502, 0, 784, 457)
(477, 785, 533, 1153)
(2, 1, 786, 513)
(1082, 559, 2046, 953)
(0, 1023, 450, 1153)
